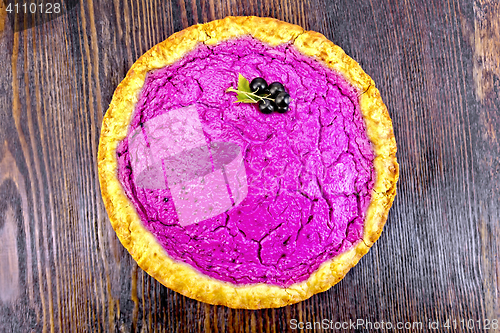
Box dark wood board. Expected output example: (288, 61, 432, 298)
(0, 0, 499, 332)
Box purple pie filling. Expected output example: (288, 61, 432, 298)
(116, 37, 375, 287)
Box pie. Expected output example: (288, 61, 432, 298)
(98, 16, 399, 309)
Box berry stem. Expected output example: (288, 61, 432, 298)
(226, 87, 275, 102)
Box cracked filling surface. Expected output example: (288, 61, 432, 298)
(116, 37, 375, 287)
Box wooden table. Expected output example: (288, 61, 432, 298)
(0, 0, 499, 332)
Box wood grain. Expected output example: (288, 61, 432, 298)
(0, 0, 499, 332)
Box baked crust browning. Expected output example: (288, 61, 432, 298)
(98, 16, 399, 309)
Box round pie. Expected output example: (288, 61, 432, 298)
(98, 16, 399, 309)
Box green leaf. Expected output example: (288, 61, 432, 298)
(234, 74, 256, 103)
(237, 73, 252, 93)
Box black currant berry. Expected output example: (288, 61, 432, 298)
(258, 99, 275, 114)
(268, 82, 286, 98)
(276, 104, 289, 113)
(275, 92, 290, 107)
(250, 78, 268, 93)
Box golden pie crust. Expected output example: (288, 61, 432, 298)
(98, 16, 399, 309)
